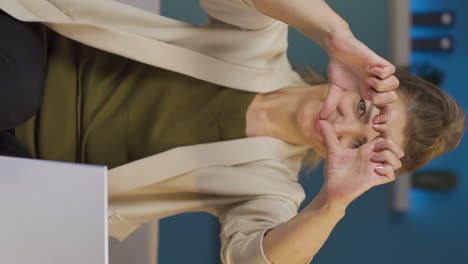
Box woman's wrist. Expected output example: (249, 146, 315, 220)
(320, 27, 357, 59)
(263, 186, 347, 264)
(305, 20, 354, 55)
(305, 187, 348, 218)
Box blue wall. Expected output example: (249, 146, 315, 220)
(159, 1, 467, 263)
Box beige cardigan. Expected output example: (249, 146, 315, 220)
(1, 0, 311, 263)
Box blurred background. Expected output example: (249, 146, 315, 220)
(116, 0, 468, 263)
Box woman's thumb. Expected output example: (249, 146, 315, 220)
(319, 85, 341, 120)
(319, 120, 341, 154)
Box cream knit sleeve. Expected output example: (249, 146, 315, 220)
(217, 194, 304, 264)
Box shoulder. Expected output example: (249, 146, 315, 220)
(199, 0, 278, 30)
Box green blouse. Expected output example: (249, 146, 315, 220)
(16, 30, 256, 169)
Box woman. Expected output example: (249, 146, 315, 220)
(0, 0, 464, 263)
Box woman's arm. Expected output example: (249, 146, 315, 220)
(263, 188, 345, 264)
(252, 0, 399, 123)
(251, 0, 351, 52)
(263, 120, 404, 264)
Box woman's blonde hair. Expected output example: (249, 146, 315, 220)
(295, 65, 466, 174)
(394, 68, 465, 173)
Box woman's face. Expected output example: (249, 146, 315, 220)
(296, 89, 407, 156)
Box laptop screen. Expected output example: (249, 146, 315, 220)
(0, 156, 108, 264)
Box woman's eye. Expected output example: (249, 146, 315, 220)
(352, 141, 362, 149)
(358, 98, 366, 117)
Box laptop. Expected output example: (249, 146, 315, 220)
(0, 156, 108, 264)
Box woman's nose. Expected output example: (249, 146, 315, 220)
(333, 121, 362, 137)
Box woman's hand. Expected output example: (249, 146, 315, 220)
(319, 119, 404, 207)
(320, 35, 400, 123)
(261, 120, 404, 264)
(251, 0, 399, 126)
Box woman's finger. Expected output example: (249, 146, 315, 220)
(374, 138, 405, 158)
(374, 165, 396, 182)
(372, 123, 388, 133)
(360, 136, 384, 153)
(372, 124, 391, 139)
(371, 150, 402, 170)
(366, 75, 400, 92)
(369, 90, 397, 107)
(369, 64, 396, 79)
(319, 84, 342, 120)
(373, 104, 392, 124)
(371, 106, 392, 137)
(319, 120, 341, 154)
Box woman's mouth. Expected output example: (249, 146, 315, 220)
(298, 103, 322, 138)
(314, 114, 323, 138)
(298, 103, 312, 135)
